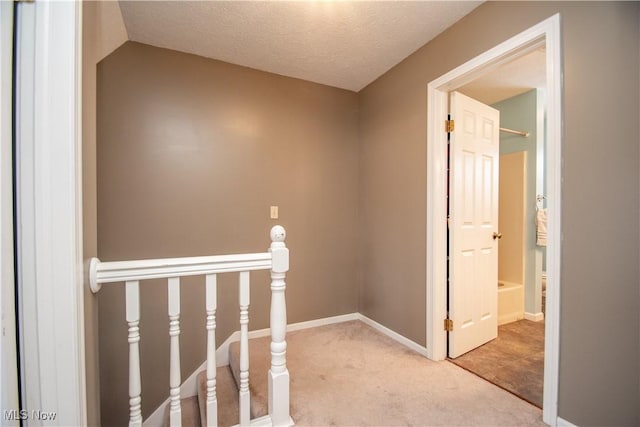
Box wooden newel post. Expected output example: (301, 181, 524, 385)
(268, 226, 292, 426)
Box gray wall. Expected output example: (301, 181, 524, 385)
(97, 42, 359, 425)
(358, 2, 639, 425)
(493, 89, 543, 314)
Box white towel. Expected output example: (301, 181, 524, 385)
(535, 208, 548, 247)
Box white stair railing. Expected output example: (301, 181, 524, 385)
(89, 226, 293, 427)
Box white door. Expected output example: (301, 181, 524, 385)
(448, 91, 500, 358)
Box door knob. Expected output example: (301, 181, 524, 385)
(493, 232, 503, 240)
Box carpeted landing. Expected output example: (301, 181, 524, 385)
(169, 320, 545, 426)
(448, 320, 545, 408)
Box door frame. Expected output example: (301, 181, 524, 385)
(425, 14, 562, 426)
(14, 1, 86, 423)
(1, 0, 20, 418)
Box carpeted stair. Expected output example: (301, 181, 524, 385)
(163, 365, 239, 427)
(228, 340, 269, 420)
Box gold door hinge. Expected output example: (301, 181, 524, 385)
(444, 318, 453, 332)
(445, 119, 455, 133)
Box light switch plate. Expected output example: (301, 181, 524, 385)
(270, 206, 279, 219)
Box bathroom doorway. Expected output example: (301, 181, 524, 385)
(425, 16, 562, 423)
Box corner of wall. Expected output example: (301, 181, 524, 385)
(95, 0, 129, 63)
(355, 90, 365, 315)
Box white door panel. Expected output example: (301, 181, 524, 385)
(448, 91, 499, 358)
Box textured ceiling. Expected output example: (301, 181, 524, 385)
(118, 1, 482, 92)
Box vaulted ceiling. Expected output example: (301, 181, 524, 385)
(98, 1, 545, 99)
(117, 1, 482, 92)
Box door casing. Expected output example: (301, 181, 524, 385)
(14, 1, 86, 424)
(1, 0, 20, 418)
(425, 14, 562, 426)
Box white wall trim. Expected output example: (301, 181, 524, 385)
(426, 14, 562, 427)
(524, 312, 545, 322)
(0, 1, 19, 421)
(15, 1, 86, 424)
(557, 417, 579, 427)
(356, 314, 429, 357)
(216, 312, 360, 368)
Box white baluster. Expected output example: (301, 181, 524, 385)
(238, 271, 251, 426)
(126, 281, 143, 427)
(205, 274, 218, 427)
(268, 226, 291, 427)
(168, 278, 182, 426)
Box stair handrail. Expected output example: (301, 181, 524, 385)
(88, 225, 292, 427)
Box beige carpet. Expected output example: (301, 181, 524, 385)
(229, 320, 545, 426)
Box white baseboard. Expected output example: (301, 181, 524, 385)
(286, 312, 360, 332)
(525, 311, 545, 322)
(499, 312, 525, 326)
(356, 313, 429, 357)
(216, 312, 360, 367)
(245, 414, 294, 427)
(557, 416, 579, 427)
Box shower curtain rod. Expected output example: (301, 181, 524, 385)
(500, 127, 530, 138)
